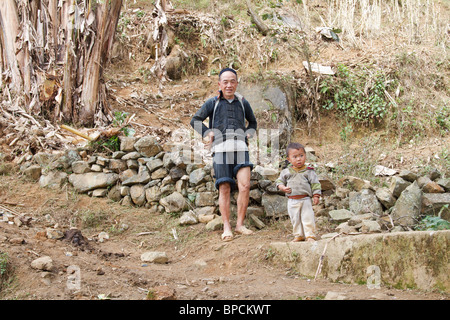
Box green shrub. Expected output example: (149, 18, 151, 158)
(415, 214, 450, 231)
(320, 64, 397, 125)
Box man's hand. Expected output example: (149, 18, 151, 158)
(204, 131, 215, 150)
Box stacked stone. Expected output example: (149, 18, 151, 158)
(18, 135, 450, 234)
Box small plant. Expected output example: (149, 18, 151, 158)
(415, 214, 450, 231)
(0, 252, 8, 276)
(339, 122, 353, 142)
(0, 251, 14, 295)
(436, 105, 450, 134)
(264, 248, 276, 260)
(90, 135, 121, 153)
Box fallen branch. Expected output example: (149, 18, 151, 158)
(0, 203, 23, 217)
(60, 124, 95, 141)
(314, 233, 342, 281)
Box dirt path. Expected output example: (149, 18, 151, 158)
(0, 174, 447, 301)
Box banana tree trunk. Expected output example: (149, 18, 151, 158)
(0, 0, 123, 127)
(0, 0, 23, 94)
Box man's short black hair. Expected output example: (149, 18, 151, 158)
(286, 142, 305, 156)
(219, 67, 237, 79)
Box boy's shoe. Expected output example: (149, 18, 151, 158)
(291, 236, 305, 242)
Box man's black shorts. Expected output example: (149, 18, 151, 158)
(212, 151, 253, 190)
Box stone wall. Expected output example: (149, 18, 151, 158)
(17, 134, 450, 233)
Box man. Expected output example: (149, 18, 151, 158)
(190, 68, 257, 241)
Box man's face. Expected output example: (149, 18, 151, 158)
(218, 71, 238, 99)
(287, 148, 306, 169)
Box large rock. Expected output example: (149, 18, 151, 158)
(120, 136, 137, 152)
(23, 164, 42, 180)
(253, 165, 279, 182)
(71, 161, 91, 174)
(436, 178, 450, 192)
(372, 165, 397, 176)
(169, 166, 185, 181)
(318, 174, 335, 192)
(140, 251, 168, 264)
(261, 193, 287, 217)
(270, 230, 450, 292)
(421, 193, 450, 221)
(349, 189, 383, 215)
(337, 176, 372, 192)
(134, 136, 162, 157)
(31, 256, 53, 271)
(39, 171, 68, 189)
(389, 176, 411, 198)
(179, 210, 198, 225)
(329, 209, 354, 222)
(34, 152, 58, 167)
(163, 150, 191, 169)
(195, 192, 216, 207)
(189, 168, 207, 185)
(130, 184, 146, 206)
(422, 181, 445, 194)
(145, 185, 162, 203)
(238, 82, 292, 153)
(390, 181, 422, 226)
(146, 158, 164, 172)
(151, 167, 168, 180)
(205, 216, 223, 231)
(375, 187, 396, 209)
(159, 192, 187, 213)
(165, 45, 188, 80)
(122, 166, 151, 186)
(108, 159, 127, 173)
(68, 172, 119, 193)
(399, 170, 418, 182)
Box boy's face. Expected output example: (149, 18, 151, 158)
(287, 148, 306, 169)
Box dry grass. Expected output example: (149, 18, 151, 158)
(117, 0, 449, 146)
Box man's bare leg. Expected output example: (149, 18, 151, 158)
(235, 167, 253, 234)
(218, 182, 233, 240)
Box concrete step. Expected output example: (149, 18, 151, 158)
(269, 230, 449, 292)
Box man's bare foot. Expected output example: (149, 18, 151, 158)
(235, 226, 253, 235)
(221, 230, 233, 242)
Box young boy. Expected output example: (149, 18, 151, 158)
(276, 143, 321, 242)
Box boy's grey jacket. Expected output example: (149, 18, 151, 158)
(276, 165, 322, 197)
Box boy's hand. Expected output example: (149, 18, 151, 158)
(278, 185, 292, 194)
(313, 196, 320, 205)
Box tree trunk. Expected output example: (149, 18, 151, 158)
(0, 0, 123, 127)
(79, 0, 122, 126)
(0, 0, 23, 94)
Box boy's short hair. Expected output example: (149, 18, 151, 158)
(286, 142, 305, 156)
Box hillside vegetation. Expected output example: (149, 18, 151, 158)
(109, 0, 449, 178)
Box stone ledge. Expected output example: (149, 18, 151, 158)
(269, 230, 449, 292)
